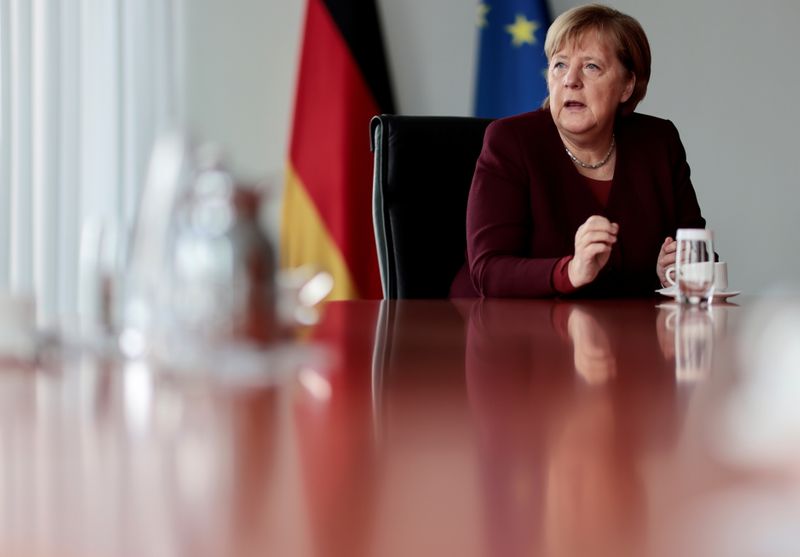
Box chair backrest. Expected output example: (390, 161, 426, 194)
(370, 115, 492, 299)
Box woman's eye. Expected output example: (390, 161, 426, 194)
(552, 62, 566, 71)
(585, 63, 600, 71)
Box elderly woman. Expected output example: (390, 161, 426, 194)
(450, 4, 706, 298)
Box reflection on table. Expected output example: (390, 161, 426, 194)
(2, 297, 800, 556)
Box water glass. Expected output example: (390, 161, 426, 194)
(675, 229, 715, 305)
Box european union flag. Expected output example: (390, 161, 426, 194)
(474, 0, 551, 118)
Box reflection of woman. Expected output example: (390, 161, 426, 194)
(451, 5, 707, 298)
(566, 305, 617, 384)
(465, 299, 676, 556)
(543, 384, 642, 557)
(465, 300, 571, 557)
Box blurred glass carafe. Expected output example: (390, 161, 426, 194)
(122, 135, 277, 367)
(168, 145, 277, 345)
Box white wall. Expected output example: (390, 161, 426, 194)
(183, 0, 304, 177)
(183, 0, 800, 295)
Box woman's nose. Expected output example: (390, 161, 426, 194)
(565, 65, 582, 88)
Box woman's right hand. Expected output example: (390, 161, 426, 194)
(656, 237, 676, 286)
(568, 215, 619, 288)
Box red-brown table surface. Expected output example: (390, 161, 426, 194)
(2, 297, 799, 557)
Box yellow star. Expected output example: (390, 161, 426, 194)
(477, 3, 490, 28)
(505, 14, 539, 47)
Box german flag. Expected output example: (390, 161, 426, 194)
(281, 0, 395, 300)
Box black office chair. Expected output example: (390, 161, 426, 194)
(370, 115, 493, 299)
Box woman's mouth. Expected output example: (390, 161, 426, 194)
(565, 101, 586, 108)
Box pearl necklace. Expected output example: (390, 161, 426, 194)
(564, 135, 616, 170)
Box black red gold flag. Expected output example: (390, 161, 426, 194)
(281, 0, 395, 299)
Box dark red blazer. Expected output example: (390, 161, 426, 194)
(450, 109, 706, 298)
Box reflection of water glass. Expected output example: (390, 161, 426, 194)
(674, 306, 714, 382)
(675, 229, 715, 305)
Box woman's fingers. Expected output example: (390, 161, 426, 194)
(582, 241, 612, 260)
(582, 215, 617, 230)
(659, 252, 676, 267)
(576, 230, 618, 248)
(657, 236, 677, 284)
(576, 217, 618, 242)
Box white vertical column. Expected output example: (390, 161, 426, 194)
(76, 0, 122, 329)
(153, 0, 176, 130)
(58, 0, 81, 320)
(120, 0, 183, 246)
(0, 0, 12, 290)
(10, 0, 33, 295)
(171, 0, 186, 127)
(32, 0, 61, 325)
(120, 1, 153, 230)
(79, 0, 120, 221)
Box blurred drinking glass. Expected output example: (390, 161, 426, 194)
(673, 229, 715, 305)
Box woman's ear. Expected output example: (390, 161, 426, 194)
(621, 74, 636, 104)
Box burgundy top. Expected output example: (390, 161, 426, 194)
(450, 109, 706, 298)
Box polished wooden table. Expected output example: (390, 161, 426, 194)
(3, 297, 800, 556)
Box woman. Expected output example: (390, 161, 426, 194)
(450, 4, 706, 298)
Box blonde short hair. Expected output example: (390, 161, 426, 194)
(542, 4, 651, 115)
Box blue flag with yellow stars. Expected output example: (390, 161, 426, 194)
(474, 0, 551, 118)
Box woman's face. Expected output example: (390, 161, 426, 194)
(547, 31, 635, 141)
